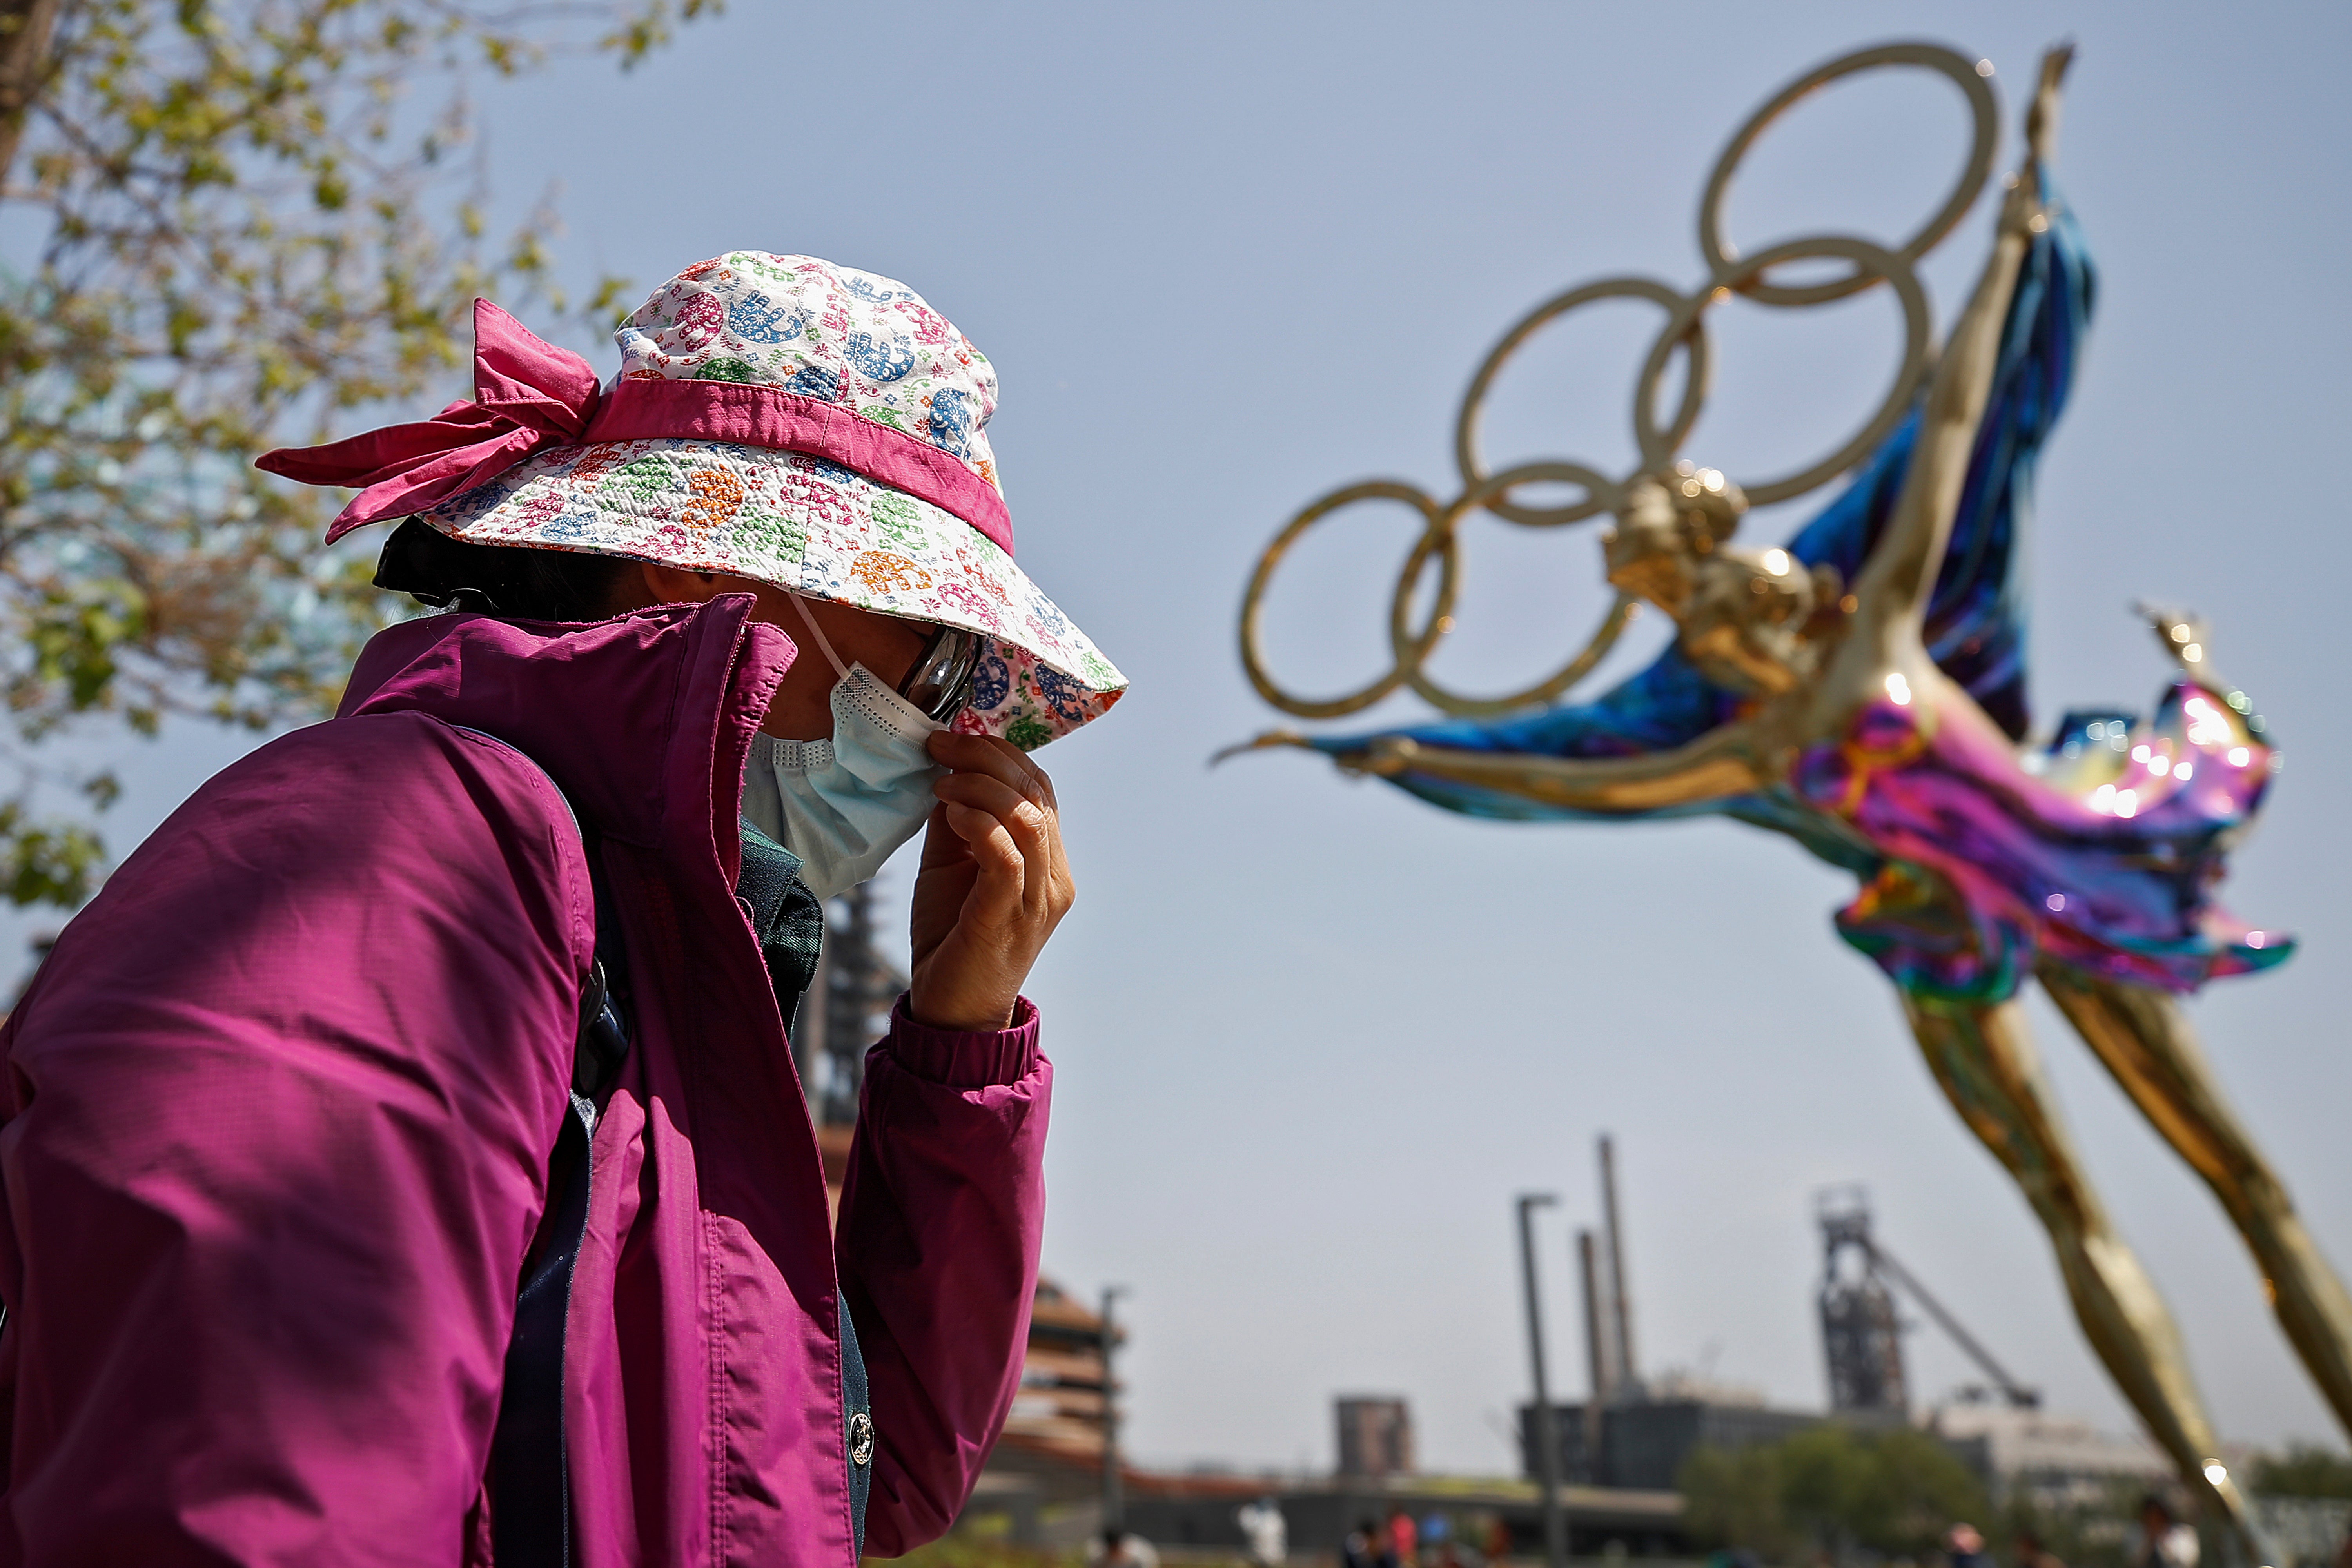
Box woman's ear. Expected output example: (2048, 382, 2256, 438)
(636, 561, 724, 606)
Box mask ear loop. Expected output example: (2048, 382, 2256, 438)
(781, 586, 854, 682)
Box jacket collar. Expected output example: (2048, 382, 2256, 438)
(338, 596, 794, 879)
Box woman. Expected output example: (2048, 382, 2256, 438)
(0, 253, 1125, 1562)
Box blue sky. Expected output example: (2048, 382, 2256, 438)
(46, 0, 2352, 1471)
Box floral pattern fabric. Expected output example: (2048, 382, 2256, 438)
(415, 253, 1123, 747)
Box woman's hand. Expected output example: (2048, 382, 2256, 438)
(906, 732, 1075, 1033)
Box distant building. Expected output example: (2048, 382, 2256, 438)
(1521, 1398, 1821, 1490)
(2252, 1497, 2352, 1568)
(1928, 1397, 2167, 1511)
(991, 1278, 1118, 1492)
(1334, 1397, 1414, 1479)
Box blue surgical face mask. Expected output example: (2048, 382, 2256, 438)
(741, 592, 947, 902)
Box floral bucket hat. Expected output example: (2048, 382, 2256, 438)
(258, 252, 1126, 748)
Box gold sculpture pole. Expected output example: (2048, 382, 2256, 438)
(2039, 965, 2352, 1421)
(1230, 41, 2352, 1556)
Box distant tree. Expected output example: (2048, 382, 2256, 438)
(2252, 1444, 2352, 1501)
(1681, 1426, 1991, 1564)
(1837, 1426, 1992, 1557)
(1682, 1441, 1797, 1561)
(1989, 1476, 2143, 1568)
(0, 0, 717, 906)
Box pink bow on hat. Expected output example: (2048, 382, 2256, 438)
(257, 299, 601, 543)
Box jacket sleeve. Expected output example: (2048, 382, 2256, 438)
(0, 716, 590, 1561)
(836, 995, 1051, 1557)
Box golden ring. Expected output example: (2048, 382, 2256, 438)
(1698, 42, 1998, 308)
(1454, 278, 1692, 528)
(1238, 480, 1454, 720)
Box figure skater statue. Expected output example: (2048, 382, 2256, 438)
(1229, 45, 2351, 1550)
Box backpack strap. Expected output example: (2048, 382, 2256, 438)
(490, 1088, 600, 1568)
(454, 727, 631, 1568)
(491, 845, 629, 1568)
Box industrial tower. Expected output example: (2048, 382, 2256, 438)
(1579, 1135, 1643, 1408)
(1817, 1185, 2040, 1413)
(1817, 1187, 1908, 1411)
(792, 880, 909, 1127)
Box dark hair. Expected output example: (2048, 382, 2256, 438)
(373, 517, 636, 621)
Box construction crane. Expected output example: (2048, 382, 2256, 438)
(1817, 1186, 2040, 1412)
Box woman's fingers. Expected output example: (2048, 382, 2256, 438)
(935, 770, 1061, 914)
(928, 733, 1067, 900)
(940, 799, 1026, 917)
(929, 731, 1058, 812)
(907, 732, 1074, 1032)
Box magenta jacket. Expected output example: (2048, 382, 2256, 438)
(0, 597, 1050, 1564)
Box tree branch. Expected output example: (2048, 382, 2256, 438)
(0, 0, 65, 185)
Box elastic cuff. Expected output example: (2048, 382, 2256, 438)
(881, 994, 1040, 1089)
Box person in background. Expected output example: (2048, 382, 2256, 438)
(1946, 1523, 1991, 1568)
(1091, 1526, 1161, 1568)
(1390, 1505, 1420, 1568)
(2135, 1491, 2201, 1568)
(1238, 1496, 1288, 1566)
(1346, 1519, 1379, 1568)
(1422, 1510, 1454, 1568)
(2014, 1526, 2067, 1568)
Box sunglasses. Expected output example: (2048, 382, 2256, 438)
(899, 623, 985, 722)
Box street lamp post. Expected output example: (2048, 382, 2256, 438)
(1101, 1286, 1127, 1541)
(1518, 1194, 1567, 1568)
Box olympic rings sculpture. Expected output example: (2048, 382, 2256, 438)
(1240, 42, 2000, 720)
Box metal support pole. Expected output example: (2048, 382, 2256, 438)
(1518, 1194, 1566, 1568)
(1101, 1286, 1127, 1539)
